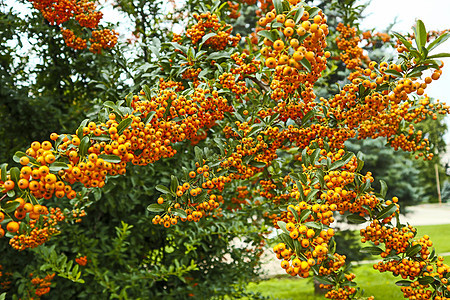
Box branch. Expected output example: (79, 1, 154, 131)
(247, 76, 270, 93)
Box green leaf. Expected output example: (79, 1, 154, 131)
(405, 244, 422, 257)
(210, 0, 222, 13)
(199, 32, 217, 49)
(49, 162, 69, 172)
(346, 214, 367, 224)
(78, 136, 90, 158)
(418, 276, 435, 285)
(360, 178, 371, 193)
(384, 69, 402, 77)
(72, 264, 79, 279)
(392, 32, 412, 50)
(288, 206, 299, 222)
(142, 85, 152, 100)
(0, 164, 7, 182)
(90, 135, 110, 142)
(156, 185, 171, 194)
(206, 51, 231, 61)
(9, 167, 20, 183)
(395, 280, 413, 287)
(293, 6, 304, 23)
(360, 246, 384, 255)
(380, 180, 387, 198)
(356, 155, 364, 172)
(77, 119, 89, 140)
(299, 58, 312, 73)
(143, 111, 156, 125)
(98, 154, 122, 164)
(168, 42, 187, 54)
(305, 189, 319, 202)
(427, 32, 450, 52)
(270, 29, 281, 41)
(273, 0, 283, 15)
(414, 19, 427, 51)
(303, 221, 322, 230)
(427, 53, 450, 59)
(300, 209, 311, 222)
(277, 221, 290, 235)
(249, 160, 266, 168)
(104, 101, 124, 118)
(172, 208, 187, 219)
(301, 109, 315, 124)
(170, 175, 179, 195)
(330, 160, 345, 171)
(147, 204, 165, 213)
(279, 232, 295, 251)
(1, 200, 20, 213)
(307, 7, 320, 18)
(125, 92, 133, 107)
(117, 118, 132, 135)
(341, 152, 354, 166)
(375, 203, 397, 220)
(194, 146, 203, 164)
(309, 148, 320, 165)
(297, 32, 311, 44)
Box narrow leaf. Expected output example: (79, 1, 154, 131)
(117, 118, 132, 135)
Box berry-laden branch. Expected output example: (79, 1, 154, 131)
(29, 0, 118, 53)
(1, 0, 450, 299)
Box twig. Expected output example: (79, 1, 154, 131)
(247, 76, 270, 93)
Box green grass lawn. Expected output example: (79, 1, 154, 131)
(415, 224, 450, 254)
(245, 224, 450, 299)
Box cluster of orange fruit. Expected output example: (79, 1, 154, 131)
(258, 7, 330, 101)
(362, 29, 391, 46)
(362, 220, 450, 299)
(75, 255, 88, 266)
(0, 265, 12, 291)
(227, 1, 241, 19)
(9, 207, 65, 251)
(28, 0, 118, 53)
(89, 29, 119, 54)
(218, 53, 261, 97)
(29, 272, 55, 299)
(186, 12, 241, 51)
(400, 274, 450, 300)
(265, 148, 372, 283)
(0, 77, 236, 245)
(336, 23, 367, 69)
(318, 60, 448, 159)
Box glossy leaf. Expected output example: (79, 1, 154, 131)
(273, 0, 283, 15)
(375, 203, 397, 220)
(414, 19, 427, 51)
(346, 214, 367, 224)
(98, 154, 122, 163)
(117, 118, 132, 135)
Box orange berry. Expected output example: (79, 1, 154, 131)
(19, 156, 30, 165)
(265, 57, 277, 68)
(273, 40, 285, 51)
(6, 221, 19, 233)
(3, 180, 15, 191)
(276, 14, 285, 23)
